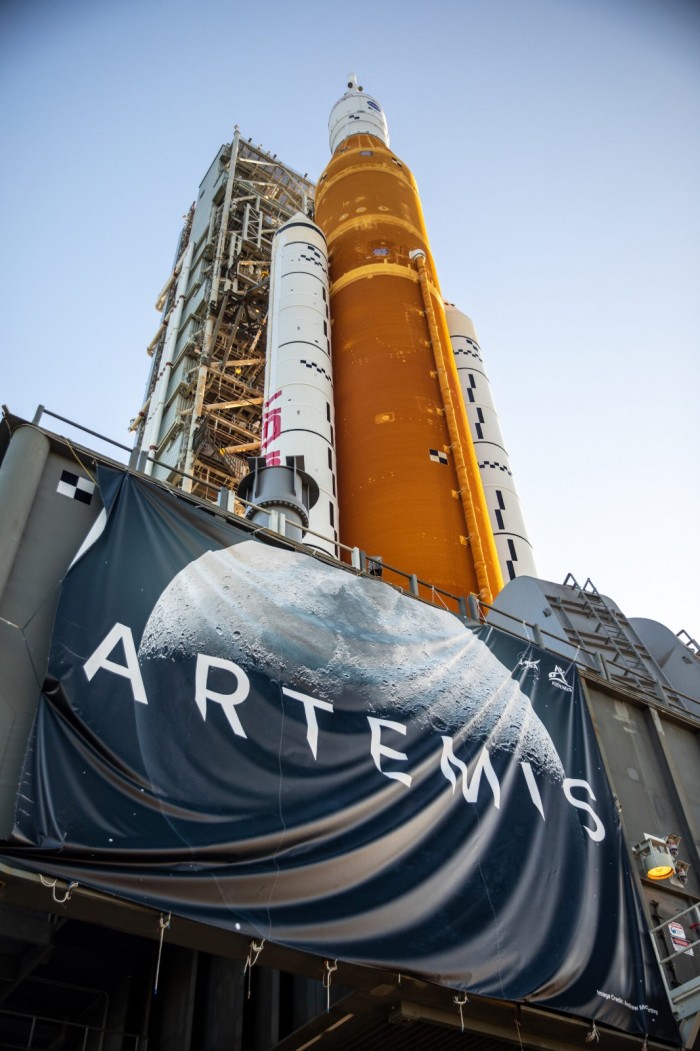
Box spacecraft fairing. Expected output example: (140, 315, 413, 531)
(315, 79, 502, 603)
(445, 303, 537, 582)
(259, 212, 338, 556)
(328, 72, 390, 153)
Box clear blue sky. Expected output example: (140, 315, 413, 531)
(1, 0, 698, 637)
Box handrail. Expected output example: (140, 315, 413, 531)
(32, 405, 134, 454)
(16, 407, 700, 717)
(0, 1007, 145, 1049)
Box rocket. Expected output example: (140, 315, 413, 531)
(314, 77, 503, 604)
(257, 212, 338, 557)
(444, 304, 537, 582)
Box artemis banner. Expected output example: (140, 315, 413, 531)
(4, 470, 676, 1041)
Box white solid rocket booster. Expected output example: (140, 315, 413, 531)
(445, 303, 537, 582)
(260, 212, 338, 556)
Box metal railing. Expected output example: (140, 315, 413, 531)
(647, 903, 700, 1044)
(17, 406, 700, 719)
(0, 1007, 146, 1050)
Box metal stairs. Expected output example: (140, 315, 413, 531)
(557, 575, 687, 710)
(649, 903, 700, 1048)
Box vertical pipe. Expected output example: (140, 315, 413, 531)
(182, 365, 208, 491)
(202, 131, 240, 364)
(141, 241, 195, 473)
(410, 250, 498, 604)
(183, 132, 240, 487)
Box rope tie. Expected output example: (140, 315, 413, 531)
(39, 874, 79, 904)
(430, 586, 449, 610)
(585, 1019, 600, 1043)
(322, 959, 338, 1012)
(153, 912, 171, 994)
(65, 438, 97, 485)
(243, 938, 265, 1000)
(453, 992, 468, 1032)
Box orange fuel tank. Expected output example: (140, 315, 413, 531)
(315, 80, 502, 604)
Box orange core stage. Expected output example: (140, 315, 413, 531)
(315, 133, 502, 604)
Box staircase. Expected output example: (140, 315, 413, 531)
(553, 575, 689, 711)
(649, 903, 700, 1048)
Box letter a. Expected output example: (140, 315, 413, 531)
(84, 623, 148, 704)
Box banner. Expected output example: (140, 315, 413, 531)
(3, 469, 676, 1041)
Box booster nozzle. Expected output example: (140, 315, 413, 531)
(347, 71, 363, 92)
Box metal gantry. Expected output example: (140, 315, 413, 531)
(135, 134, 315, 504)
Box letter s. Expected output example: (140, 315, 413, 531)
(563, 778, 606, 842)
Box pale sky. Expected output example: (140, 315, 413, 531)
(1, 0, 698, 637)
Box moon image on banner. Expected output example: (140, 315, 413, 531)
(139, 540, 564, 780)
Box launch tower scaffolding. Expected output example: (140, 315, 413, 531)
(134, 133, 315, 502)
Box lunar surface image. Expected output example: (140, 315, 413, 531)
(139, 541, 564, 780)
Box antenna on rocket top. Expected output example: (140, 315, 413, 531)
(347, 72, 363, 92)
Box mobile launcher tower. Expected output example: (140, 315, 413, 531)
(134, 75, 536, 604)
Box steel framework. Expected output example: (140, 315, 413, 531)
(135, 132, 315, 504)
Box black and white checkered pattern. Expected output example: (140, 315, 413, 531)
(429, 449, 448, 464)
(57, 470, 95, 505)
(477, 460, 513, 476)
(300, 359, 332, 382)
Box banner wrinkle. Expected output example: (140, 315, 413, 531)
(1, 471, 677, 1042)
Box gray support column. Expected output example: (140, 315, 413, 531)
(0, 426, 50, 606)
(291, 975, 326, 1031)
(152, 947, 198, 1051)
(0, 428, 103, 836)
(646, 706, 700, 887)
(199, 955, 245, 1051)
(102, 976, 130, 1051)
(252, 968, 280, 1050)
(0, 427, 50, 836)
(252, 966, 279, 1051)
